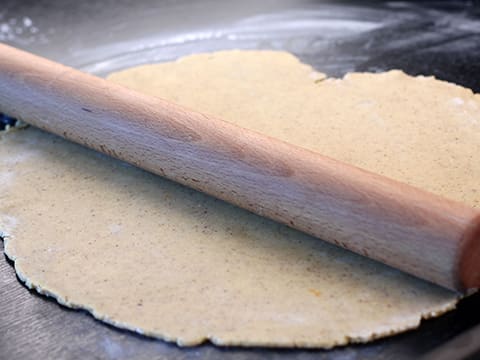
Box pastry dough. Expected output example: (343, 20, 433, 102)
(2, 51, 479, 348)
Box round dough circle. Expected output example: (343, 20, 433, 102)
(3, 50, 479, 348)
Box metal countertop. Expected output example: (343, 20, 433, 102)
(1, 1, 480, 359)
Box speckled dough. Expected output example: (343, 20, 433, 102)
(2, 50, 480, 348)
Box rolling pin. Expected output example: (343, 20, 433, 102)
(0, 43, 479, 292)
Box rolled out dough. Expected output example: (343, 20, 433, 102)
(2, 51, 480, 348)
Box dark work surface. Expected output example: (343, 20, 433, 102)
(1, 1, 480, 359)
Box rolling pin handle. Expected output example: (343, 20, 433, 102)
(460, 215, 480, 290)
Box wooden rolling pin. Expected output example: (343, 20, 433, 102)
(0, 43, 479, 292)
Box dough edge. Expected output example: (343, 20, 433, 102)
(1, 232, 461, 347)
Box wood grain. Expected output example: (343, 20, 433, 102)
(0, 43, 478, 291)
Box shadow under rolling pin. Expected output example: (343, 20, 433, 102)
(0, 43, 479, 292)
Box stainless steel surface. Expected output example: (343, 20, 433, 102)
(1, 1, 480, 359)
(422, 323, 480, 360)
